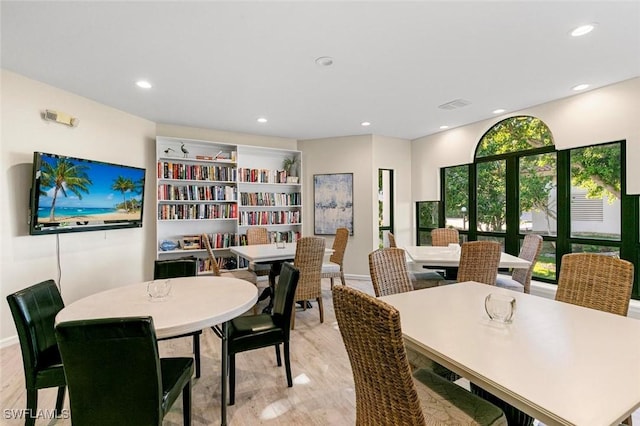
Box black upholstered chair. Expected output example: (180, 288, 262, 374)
(226, 262, 300, 405)
(55, 316, 193, 425)
(6, 279, 66, 426)
(153, 257, 202, 378)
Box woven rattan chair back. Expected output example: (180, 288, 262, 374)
(333, 285, 426, 425)
(202, 233, 222, 276)
(431, 228, 459, 247)
(387, 232, 397, 248)
(329, 228, 349, 266)
(556, 253, 634, 316)
(291, 237, 325, 328)
(368, 248, 414, 297)
(246, 227, 269, 245)
(511, 234, 543, 294)
(457, 241, 501, 285)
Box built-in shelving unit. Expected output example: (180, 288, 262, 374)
(156, 137, 301, 274)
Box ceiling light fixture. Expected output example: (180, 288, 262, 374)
(571, 24, 596, 37)
(257, 117, 268, 123)
(439, 125, 449, 130)
(492, 109, 506, 114)
(361, 121, 371, 127)
(136, 80, 152, 89)
(572, 84, 589, 91)
(315, 56, 334, 67)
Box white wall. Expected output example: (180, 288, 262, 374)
(372, 135, 412, 246)
(298, 135, 374, 275)
(0, 71, 157, 344)
(411, 77, 640, 200)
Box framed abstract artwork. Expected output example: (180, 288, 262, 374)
(314, 173, 353, 235)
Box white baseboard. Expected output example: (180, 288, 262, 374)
(1, 335, 18, 349)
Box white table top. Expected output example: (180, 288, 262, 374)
(56, 276, 258, 339)
(380, 282, 640, 426)
(404, 245, 531, 269)
(230, 242, 332, 262)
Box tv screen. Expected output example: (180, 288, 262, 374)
(29, 152, 146, 235)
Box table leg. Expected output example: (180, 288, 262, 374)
(220, 321, 228, 426)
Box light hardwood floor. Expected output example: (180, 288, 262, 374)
(2, 278, 638, 425)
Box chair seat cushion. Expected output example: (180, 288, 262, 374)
(160, 357, 194, 415)
(495, 275, 524, 292)
(229, 315, 285, 353)
(321, 262, 340, 274)
(413, 369, 507, 426)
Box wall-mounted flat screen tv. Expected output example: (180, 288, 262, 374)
(29, 152, 146, 235)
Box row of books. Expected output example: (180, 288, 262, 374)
(203, 232, 242, 249)
(239, 210, 301, 226)
(158, 162, 237, 182)
(239, 192, 301, 206)
(158, 203, 238, 220)
(198, 256, 236, 274)
(158, 184, 237, 202)
(238, 168, 290, 184)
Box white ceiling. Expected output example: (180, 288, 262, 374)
(2, 1, 639, 140)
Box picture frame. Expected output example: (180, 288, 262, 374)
(182, 235, 201, 250)
(314, 173, 354, 235)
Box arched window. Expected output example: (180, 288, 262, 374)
(433, 115, 631, 289)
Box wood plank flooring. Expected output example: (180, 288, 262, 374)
(2, 278, 638, 425)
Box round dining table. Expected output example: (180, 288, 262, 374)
(56, 276, 258, 426)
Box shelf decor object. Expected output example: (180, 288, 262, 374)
(313, 173, 353, 235)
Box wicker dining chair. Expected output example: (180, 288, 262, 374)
(246, 227, 272, 277)
(556, 252, 634, 316)
(431, 228, 459, 246)
(368, 248, 414, 297)
(496, 234, 543, 294)
(473, 252, 635, 426)
(333, 286, 507, 426)
(457, 241, 501, 285)
(321, 227, 349, 288)
(291, 236, 326, 329)
(387, 232, 397, 248)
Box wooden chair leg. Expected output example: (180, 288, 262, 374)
(340, 271, 346, 286)
(183, 380, 192, 425)
(317, 297, 324, 323)
(25, 388, 37, 426)
(229, 354, 236, 406)
(275, 343, 282, 366)
(193, 334, 201, 378)
(623, 416, 633, 425)
(330, 277, 335, 289)
(55, 386, 65, 416)
(284, 341, 293, 387)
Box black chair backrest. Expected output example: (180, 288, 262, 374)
(6, 279, 64, 386)
(55, 317, 163, 425)
(272, 262, 300, 335)
(153, 257, 197, 279)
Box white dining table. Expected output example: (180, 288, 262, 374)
(380, 282, 640, 426)
(404, 245, 531, 269)
(56, 276, 258, 426)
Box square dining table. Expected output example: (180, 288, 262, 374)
(380, 282, 640, 425)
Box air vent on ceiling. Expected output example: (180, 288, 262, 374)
(438, 99, 471, 110)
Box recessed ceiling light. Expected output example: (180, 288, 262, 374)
(361, 121, 371, 127)
(439, 125, 449, 130)
(571, 24, 596, 37)
(493, 109, 506, 114)
(572, 84, 589, 91)
(257, 117, 268, 123)
(315, 56, 334, 67)
(136, 80, 152, 89)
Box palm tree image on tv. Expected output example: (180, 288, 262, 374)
(37, 154, 145, 224)
(40, 157, 92, 221)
